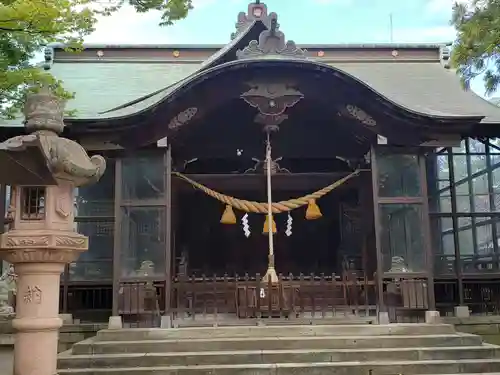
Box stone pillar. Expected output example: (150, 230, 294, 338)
(13, 263, 65, 375)
(454, 305, 470, 318)
(1, 184, 88, 375)
(425, 310, 441, 324)
(378, 311, 390, 325)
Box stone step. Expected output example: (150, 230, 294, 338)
(58, 345, 500, 369)
(71, 333, 482, 354)
(55, 358, 500, 375)
(172, 316, 376, 327)
(95, 323, 456, 341)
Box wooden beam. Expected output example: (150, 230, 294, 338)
(172, 172, 366, 192)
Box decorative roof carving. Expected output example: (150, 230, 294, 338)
(168, 107, 198, 130)
(236, 15, 306, 59)
(231, 0, 271, 39)
(241, 82, 304, 116)
(345, 105, 377, 127)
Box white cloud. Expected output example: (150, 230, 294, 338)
(425, 0, 455, 15)
(378, 25, 456, 43)
(85, 6, 168, 44)
(84, 0, 246, 44)
(311, 0, 353, 5)
(425, 0, 480, 15)
(398, 25, 456, 42)
(191, 0, 217, 8)
(84, 0, 226, 44)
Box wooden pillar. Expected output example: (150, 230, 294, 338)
(447, 148, 464, 305)
(112, 159, 123, 316)
(370, 146, 386, 314)
(0, 184, 5, 274)
(164, 146, 173, 323)
(485, 142, 499, 265)
(359, 173, 373, 276)
(420, 153, 435, 310)
(464, 140, 479, 255)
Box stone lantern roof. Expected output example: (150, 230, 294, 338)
(0, 87, 106, 186)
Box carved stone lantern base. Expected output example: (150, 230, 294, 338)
(0, 230, 87, 375)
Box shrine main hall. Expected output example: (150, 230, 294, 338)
(2, 0, 500, 325)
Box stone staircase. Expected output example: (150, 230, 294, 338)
(57, 323, 500, 375)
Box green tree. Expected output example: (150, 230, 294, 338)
(451, 0, 500, 94)
(0, 0, 193, 119)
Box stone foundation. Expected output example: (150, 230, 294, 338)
(1, 319, 106, 349)
(443, 315, 500, 344)
(0, 314, 499, 373)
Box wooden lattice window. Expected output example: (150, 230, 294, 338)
(21, 187, 46, 220)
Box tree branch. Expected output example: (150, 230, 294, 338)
(0, 25, 54, 35)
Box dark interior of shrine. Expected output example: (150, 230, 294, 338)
(175, 183, 367, 278)
(169, 89, 378, 165)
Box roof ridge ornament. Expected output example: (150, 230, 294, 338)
(236, 15, 306, 59)
(231, 0, 270, 39)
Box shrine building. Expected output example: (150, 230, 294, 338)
(2, 0, 500, 325)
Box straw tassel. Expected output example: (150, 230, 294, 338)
(305, 199, 322, 220)
(220, 204, 236, 224)
(263, 214, 277, 234)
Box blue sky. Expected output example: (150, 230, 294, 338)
(84, 0, 489, 96)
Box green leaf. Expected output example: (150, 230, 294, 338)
(0, 0, 193, 120)
(451, 0, 500, 95)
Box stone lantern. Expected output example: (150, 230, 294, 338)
(0, 86, 105, 375)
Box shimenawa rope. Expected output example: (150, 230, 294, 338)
(172, 169, 360, 214)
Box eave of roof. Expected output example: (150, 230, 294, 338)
(59, 59, 500, 126)
(92, 20, 267, 117)
(49, 42, 452, 50)
(63, 59, 484, 127)
(0, 20, 266, 126)
(331, 62, 500, 124)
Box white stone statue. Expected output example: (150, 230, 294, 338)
(0, 263, 16, 315)
(136, 260, 155, 277)
(388, 256, 411, 273)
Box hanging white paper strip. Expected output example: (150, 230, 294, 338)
(242, 213, 251, 237)
(285, 212, 293, 237)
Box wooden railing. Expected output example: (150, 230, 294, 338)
(56, 277, 500, 325)
(383, 278, 429, 323)
(170, 273, 377, 326)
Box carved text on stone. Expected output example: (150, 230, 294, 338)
(23, 285, 42, 304)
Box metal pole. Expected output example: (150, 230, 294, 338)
(389, 13, 394, 42)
